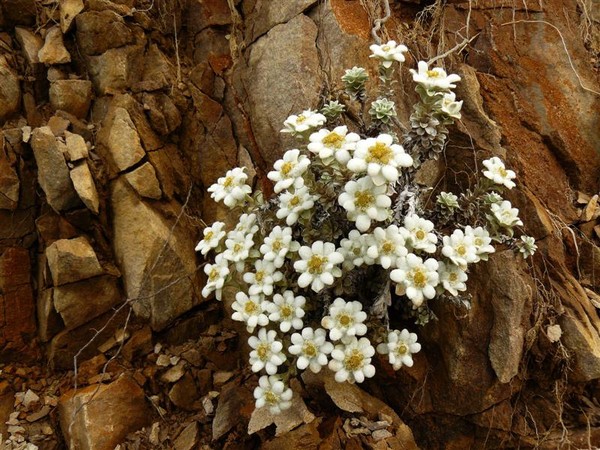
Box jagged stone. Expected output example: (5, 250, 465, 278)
(110, 178, 198, 330)
(147, 145, 191, 199)
(133, 44, 174, 92)
(49, 80, 93, 119)
(246, 0, 317, 43)
(37, 288, 63, 343)
(64, 131, 89, 162)
(53, 275, 121, 330)
(14, 27, 43, 65)
(124, 162, 162, 200)
(173, 422, 199, 450)
(142, 92, 182, 135)
(0, 56, 21, 122)
(240, 14, 322, 166)
(45, 237, 104, 286)
(75, 10, 135, 56)
(1, 0, 36, 26)
(69, 161, 100, 214)
(59, 375, 151, 450)
(212, 381, 253, 441)
(30, 127, 80, 212)
(47, 115, 71, 137)
(104, 107, 146, 171)
(88, 45, 144, 94)
(60, 0, 84, 32)
(0, 143, 20, 210)
(38, 26, 71, 65)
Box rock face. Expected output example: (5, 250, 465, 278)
(59, 375, 151, 450)
(0, 56, 21, 122)
(102, 107, 146, 172)
(45, 237, 104, 286)
(38, 26, 71, 64)
(49, 80, 93, 119)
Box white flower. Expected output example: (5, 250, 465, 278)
(281, 109, 326, 135)
(231, 292, 269, 333)
(409, 61, 461, 91)
(254, 375, 293, 415)
(440, 92, 463, 119)
(243, 259, 284, 296)
(294, 241, 344, 292)
(376, 329, 421, 370)
(391, 253, 439, 307)
(328, 337, 376, 383)
(222, 231, 255, 271)
(338, 176, 391, 232)
(347, 134, 413, 186)
(207, 167, 252, 208)
(340, 230, 373, 270)
(260, 226, 300, 268)
(248, 328, 287, 375)
(234, 213, 259, 235)
(307, 126, 360, 165)
(491, 200, 523, 228)
(267, 149, 311, 193)
(465, 226, 495, 262)
(366, 225, 408, 269)
(438, 261, 468, 296)
(369, 40, 408, 68)
(265, 291, 305, 332)
(276, 186, 318, 226)
(401, 214, 438, 254)
(321, 297, 367, 342)
(288, 327, 333, 373)
(441, 229, 477, 268)
(482, 157, 516, 189)
(518, 235, 537, 258)
(195, 221, 226, 255)
(201, 254, 229, 300)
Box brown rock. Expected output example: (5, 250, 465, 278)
(124, 162, 162, 199)
(246, 0, 317, 42)
(104, 107, 146, 171)
(0, 142, 20, 210)
(187, 0, 231, 33)
(582, 194, 598, 222)
(45, 236, 104, 286)
(174, 422, 199, 450)
(133, 44, 174, 92)
(48, 115, 71, 136)
(121, 326, 152, 361)
(1, 0, 36, 26)
(260, 419, 323, 450)
(37, 288, 63, 343)
(49, 80, 93, 119)
(168, 373, 199, 411)
(14, 27, 43, 65)
(143, 92, 182, 135)
(147, 145, 191, 199)
(0, 56, 21, 122)
(59, 375, 152, 450)
(64, 131, 89, 162)
(70, 161, 100, 214)
(60, 0, 84, 33)
(38, 26, 71, 65)
(110, 178, 198, 330)
(53, 275, 121, 330)
(88, 45, 144, 94)
(75, 11, 134, 55)
(212, 381, 253, 440)
(30, 126, 80, 212)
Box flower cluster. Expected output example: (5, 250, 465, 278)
(196, 41, 535, 416)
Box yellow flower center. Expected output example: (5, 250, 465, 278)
(296, 114, 306, 123)
(354, 190, 374, 209)
(474, 237, 482, 246)
(280, 305, 293, 318)
(426, 69, 440, 78)
(209, 268, 219, 280)
(234, 243, 243, 252)
(281, 162, 294, 175)
(396, 343, 408, 355)
(366, 142, 393, 164)
(289, 196, 301, 207)
(415, 230, 425, 240)
(307, 255, 327, 274)
(223, 176, 234, 187)
(272, 239, 283, 251)
(205, 230, 214, 241)
(449, 272, 458, 282)
(303, 342, 317, 357)
(265, 391, 278, 405)
(412, 270, 427, 288)
(457, 245, 466, 256)
(337, 314, 352, 327)
(382, 241, 395, 254)
(244, 300, 258, 314)
(498, 167, 508, 177)
(255, 270, 265, 283)
(256, 343, 270, 360)
(344, 349, 365, 371)
(322, 131, 344, 148)
(382, 45, 391, 52)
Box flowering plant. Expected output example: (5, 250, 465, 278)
(196, 42, 536, 415)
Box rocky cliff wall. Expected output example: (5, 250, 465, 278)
(0, 0, 599, 448)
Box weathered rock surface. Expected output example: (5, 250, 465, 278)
(38, 26, 71, 65)
(0, 143, 20, 210)
(49, 80, 93, 119)
(88, 45, 144, 94)
(110, 178, 198, 330)
(101, 107, 146, 171)
(69, 161, 100, 214)
(245, 0, 317, 42)
(14, 27, 43, 65)
(46, 237, 104, 286)
(59, 0, 84, 33)
(75, 10, 135, 56)
(30, 127, 80, 212)
(124, 162, 162, 199)
(53, 275, 121, 330)
(64, 131, 89, 162)
(59, 375, 151, 450)
(0, 56, 21, 122)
